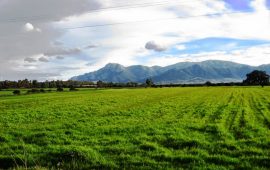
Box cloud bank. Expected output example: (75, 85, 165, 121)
(0, 0, 269, 80)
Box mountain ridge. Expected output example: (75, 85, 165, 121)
(71, 60, 269, 84)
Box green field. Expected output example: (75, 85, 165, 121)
(0, 87, 270, 169)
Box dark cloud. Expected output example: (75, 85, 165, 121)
(84, 44, 98, 49)
(0, 0, 102, 23)
(56, 56, 65, 60)
(24, 57, 37, 63)
(39, 57, 49, 62)
(0, 0, 104, 80)
(145, 41, 167, 52)
(0, 67, 61, 81)
(23, 64, 36, 67)
(86, 62, 95, 66)
(53, 66, 81, 72)
(44, 47, 81, 57)
(53, 41, 64, 46)
(162, 32, 181, 37)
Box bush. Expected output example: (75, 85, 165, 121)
(40, 89, 45, 93)
(57, 87, 64, 92)
(13, 90, 21, 95)
(69, 86, 78, 91)
(27, 89, 40, 94)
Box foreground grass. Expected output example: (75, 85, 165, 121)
(0, 87, 270, 169)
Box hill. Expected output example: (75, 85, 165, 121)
(71, 60, 269, 84)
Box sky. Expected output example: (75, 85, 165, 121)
(0, 0, 270, 81)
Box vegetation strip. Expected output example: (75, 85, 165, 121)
(0, 87, 270, 169)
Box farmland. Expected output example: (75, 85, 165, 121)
(0, 87, 270, 169)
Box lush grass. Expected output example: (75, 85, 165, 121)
(0, 87, 270, 169)
(0, 88, 72, 97)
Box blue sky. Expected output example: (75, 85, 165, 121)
(224, 0, 253, 11)
(267, 0, 270, 7)
(172, 38, 270, 54)
(0, 0, 270, 80)
(225, 0, 270, 10)
(141, 37, 270, 65)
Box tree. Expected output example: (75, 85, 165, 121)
(57, 86, 64, 92)
(243, 70, 269, 87)
(21, 79, 30, 88)
(97, 80, 104, 88)
(32, 80, 39, 88)
(127, 82, 138, 87)
(69, 85, 78, 91)
(13, 90, 21, 95)
(27, 89, 40, 94)
(205, 81, 212, 87)
(40, 89, 46, 93)
(49, 81, 56, 88)
(146, 78, 154, 87)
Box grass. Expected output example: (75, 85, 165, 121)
(0, 87, 270, 169)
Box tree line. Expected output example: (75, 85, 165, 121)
(0, 79, 95, 89)
(96, 70, 270, 88)
(0, 70, 269, 91)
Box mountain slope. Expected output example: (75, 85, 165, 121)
(71, 60, 267, 84)
(71, 63, 162, 82)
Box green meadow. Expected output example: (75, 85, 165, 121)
(0, 87, 270, 169)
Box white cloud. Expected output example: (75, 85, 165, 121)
(1, 0, 270, 80)
(24, 23, 34, 32)
(175, 45, 186, 50)
(36, 28, 42, 32)
(52, 0, 270, 79)
(145, 44, 270, 67)
(24, 23, 42, 32)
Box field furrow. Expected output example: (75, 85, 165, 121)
(0, 87, 270, 169)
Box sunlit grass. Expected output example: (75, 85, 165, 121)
(0, 87, 270, 169)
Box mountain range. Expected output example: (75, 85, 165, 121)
(70, 60, 270, 84)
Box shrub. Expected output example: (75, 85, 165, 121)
(69, 86, 78, 91)
(13, 90, 21, 95)
(32, 89, 39, 93)
(27, 89, 40, 94)
(57, 87, 64, 92)
(40, 89, 45, 93)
